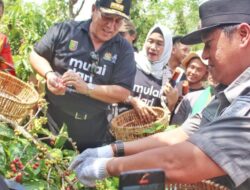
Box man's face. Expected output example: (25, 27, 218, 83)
(91, 7, 123, 42)
(202, 28, 240, 85)
(174, 43, 190, 63)
(185, 58, 207, 85)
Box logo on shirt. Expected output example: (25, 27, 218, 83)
(103, 52, 118, 64)
(103, 52, 112, 61)
(69, 40, 78, 51)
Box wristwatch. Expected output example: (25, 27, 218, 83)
(86, 83, 95, 96)
(112, 140, 125, 157)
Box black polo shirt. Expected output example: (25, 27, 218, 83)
(133, 68, 162, 107)
(34, 20, 136, 151)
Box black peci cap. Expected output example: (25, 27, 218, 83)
(96, 0, 131, 19)
(181, 0, 250, 45)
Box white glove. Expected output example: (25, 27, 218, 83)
(69, 145, 113, 171)
(74, 157, 111, 187)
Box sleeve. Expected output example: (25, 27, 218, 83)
(180, 113, 202, 135)
(170, 97, 191, 126)
(110, 42, 136, 91)
(0, 34, 16, 76)
(34, 23, 64, 63)
(188, 94, 250, 187)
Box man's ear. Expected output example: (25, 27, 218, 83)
(238, 23, 250, 47)
(91, 4, 97, 18)
(171, 46, 177, 55)
(92, 4, 96, 13)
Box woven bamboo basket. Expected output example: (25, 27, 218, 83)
(111, 107, 169, 141)
(167, 180, 229, 190)
(0, 71, 39, 121)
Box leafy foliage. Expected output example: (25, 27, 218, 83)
(0, 0, 200, 80)
(0, 120, 80, 189)
(130, 0, 200, 49)
(1, 0, 69, 81)
(0, 115, 121, 189)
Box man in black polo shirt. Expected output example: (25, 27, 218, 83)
(29, 0, 136, 152)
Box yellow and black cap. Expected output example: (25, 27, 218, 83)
(96, 0, 131, 19)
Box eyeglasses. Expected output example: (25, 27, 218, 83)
(89, 51, 99, 75)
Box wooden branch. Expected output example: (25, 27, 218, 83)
(74, 0, 85, 18)
(0, 114, 77, 189)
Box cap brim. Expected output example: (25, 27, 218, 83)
(100, 7, 129, 19)
(182, 52, 198, 69)
(182, 51, 208, 68)
(181, 25, 219, 45)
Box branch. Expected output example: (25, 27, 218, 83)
(0, 115, 40, 145)
(69, 0, 86, 18)
(0, 114, 77, 189)
(74, 0, 85, 18)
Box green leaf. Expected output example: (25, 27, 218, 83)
(96, 177, 119, 190)
(23, 179, 58, 190)
(62, 149, 77, 159)
(48, 148, 63, 161)
(54, 123, 68, 149)
(164, 125, 178, 132)
(7, 142, 25, 161)
(142, 123, 166, 134)
(0, 144, 7, 174)
(0, 122, 14, 140)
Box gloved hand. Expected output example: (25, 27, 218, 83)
(74, 157, 111, 187)
(69, 145, 113, 171)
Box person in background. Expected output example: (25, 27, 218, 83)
(107, 19, 138, 122)
(119, 19, 138, 52)
(163, 51, 208, 112)
(117, 24, 172, 123)
(167, 35, 190, 73)
(29, 0, 136, 152)
(182, 51, 208, 92)
(0, 0, 15, 76)
(69, 0, 250, 189)
(170, 72, 217, 126)
(161, 35, 191, 111)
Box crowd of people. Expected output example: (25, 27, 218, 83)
(1, 0, 250, 189)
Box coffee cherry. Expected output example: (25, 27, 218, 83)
(32, 162, 40, 169)
(14, 158, 20, 163)
(50, 139, 55, 146)
(66, 186, 71, 190)
(15, 172, 22, 183)
(18, 163, 24, 170)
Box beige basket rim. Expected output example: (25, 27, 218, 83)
(110, 107, 169, 141)
(168, 179, 229, 190)
(111, 106, 168, 128)
(0, 71, 39, 105)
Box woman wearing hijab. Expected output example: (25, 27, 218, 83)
(120, 24, 173, 122)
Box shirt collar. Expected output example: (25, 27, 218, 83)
(215, 67, 250, 103)
(81, 19, 91, 32)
